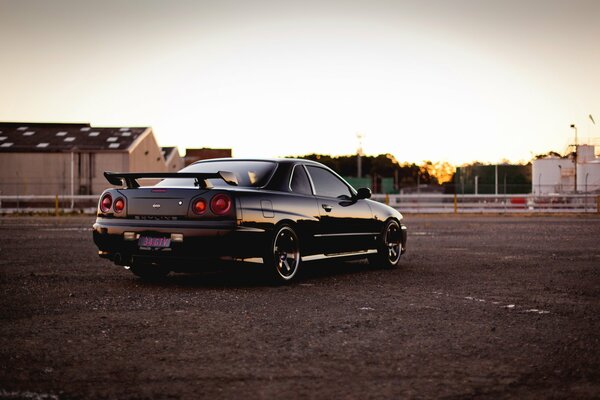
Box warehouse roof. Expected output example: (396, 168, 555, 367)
(0, 122, 149, 153)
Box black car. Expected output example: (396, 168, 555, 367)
(92, 158, 407, 283)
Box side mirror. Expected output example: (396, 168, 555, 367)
(356, 187, 371, 199)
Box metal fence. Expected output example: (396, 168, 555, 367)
(1, 193, 599, 214)
(0, 195, 99, 214)
(371, 193, 600, 214)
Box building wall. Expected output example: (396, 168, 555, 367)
(128, 129, 168, 173)
(184, 148, 232, 166)
(92, 152, 129, 194)
(0, 128, 170, 196)
(0, 151, 128, 196)
(165, 151, 185, 172)
(455, 164, 532, 194)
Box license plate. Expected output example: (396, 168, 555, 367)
(138, 236, 171, 248)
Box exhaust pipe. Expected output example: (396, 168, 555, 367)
(113, 253, 132, 267)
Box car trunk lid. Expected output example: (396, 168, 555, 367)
(121, 187, 207, 217)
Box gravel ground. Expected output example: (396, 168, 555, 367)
(0, 214, 599, 399)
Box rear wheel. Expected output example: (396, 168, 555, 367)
(369, 219, 402, 268)
(130, 263, 170, 281)
(264, 225, 301, 284)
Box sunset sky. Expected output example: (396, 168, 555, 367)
(1, 0, 599, 165)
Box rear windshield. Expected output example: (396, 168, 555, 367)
(156, 160, 277, 188)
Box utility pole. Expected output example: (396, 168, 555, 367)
(571, 124, 578, 192)
(495, 165, 498, 195)
(71, 152, 75, 209)
(356, 133, 363, 178)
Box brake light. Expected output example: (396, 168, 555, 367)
(100, 193, 113, 213)
(210, 194, 232, 215)
(114, 197, 125, 213)
(193, 199, 207, 215)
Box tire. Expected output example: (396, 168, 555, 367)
(264, 224, 301, 284)
(130, 263, 170, 281)
(369, 219, 402, 268)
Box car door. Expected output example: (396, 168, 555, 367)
(304, 165, 375, 253)
(285, 163, 321, 255)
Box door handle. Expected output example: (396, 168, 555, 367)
(322, 204, 332, 212)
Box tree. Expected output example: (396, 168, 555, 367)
(534, 151, 562, 159)
(287, 153, 444, 187)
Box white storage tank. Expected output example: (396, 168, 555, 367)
(577, 160, 600, 193)
(532, 157, 575, 195)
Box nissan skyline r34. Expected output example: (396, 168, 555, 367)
(92, 158, 407, 283)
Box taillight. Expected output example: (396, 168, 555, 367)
(113, 197, 125, 213)
(210, 194, 232, 215)
(100, 193, 112, 213)
(193, 199, 207, 215)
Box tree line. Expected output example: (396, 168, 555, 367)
(289, 153, 452, 186)
(290, 153, 532, 193)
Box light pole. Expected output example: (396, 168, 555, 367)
(356, 133, 363, 178)
(495, 165, 498, 195)
(570, 124, 578, 145)
(570, 124, 578, 192)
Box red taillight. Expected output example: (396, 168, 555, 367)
(210, 194, 232, 215)
(193, 199, 207, 215)
(100, 193, 112, 213)
(113, 197, 125, 213)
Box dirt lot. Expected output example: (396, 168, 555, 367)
(0, 214, 599, 399)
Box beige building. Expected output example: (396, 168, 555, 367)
(162, 147, 185, 172)
(0, 122, 168, 195)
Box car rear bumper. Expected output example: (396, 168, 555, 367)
(92, 217, 267, 267)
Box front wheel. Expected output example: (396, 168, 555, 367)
(369, 219, 402, 268)
(264, 225, 301, 284)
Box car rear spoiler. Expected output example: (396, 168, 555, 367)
(103, 171, 239, 189)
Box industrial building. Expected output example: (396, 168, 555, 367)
(0, 122, 167, 196)
(0, 122, 234, 197)
(453, 164, 532, 194)
(184, 148, 232, 166)
(532, 144, 600, 195)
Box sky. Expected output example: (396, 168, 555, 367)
(1, 0, 599, 165)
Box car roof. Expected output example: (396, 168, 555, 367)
(190, 157, 325, 166)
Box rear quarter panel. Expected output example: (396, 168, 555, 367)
(236, 189, 321, 254)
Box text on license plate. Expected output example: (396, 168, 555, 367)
(138, 236, 171, 248)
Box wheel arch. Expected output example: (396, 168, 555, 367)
(271, 218, 300, 241)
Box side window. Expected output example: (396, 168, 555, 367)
(290, 165, 313, 195)
(306, 166, 353, 198)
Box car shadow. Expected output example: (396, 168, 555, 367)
(130, 258, 387, 289)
